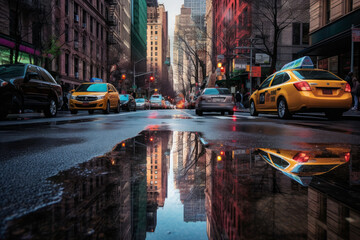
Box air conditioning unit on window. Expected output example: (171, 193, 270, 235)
(74, 41, 79, 49)
(74, 15, 79, 23)
(75, 72, 79, 79)
(82, 23, 86, 28)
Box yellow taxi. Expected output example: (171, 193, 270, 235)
(257, 147, 350, 186)
(249, 57, 352, 119)
(69, 81, 120, 114)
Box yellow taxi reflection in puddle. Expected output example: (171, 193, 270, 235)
(257, 147, 350, 186)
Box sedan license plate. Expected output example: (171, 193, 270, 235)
(322, 89, 332, 95)
(82, 102, 89, 106)
(212, 98, 224, 102)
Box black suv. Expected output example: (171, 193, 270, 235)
(0, 64, 63, 119)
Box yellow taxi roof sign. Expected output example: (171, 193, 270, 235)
(281, 56, 314, 71)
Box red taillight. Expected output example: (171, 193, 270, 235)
(233, 106, 237, 111)
(345, 83, 351, 93)
(345, 152, 350, 162)
(294, 81, 311, 91)
(293, 152, 310, 162)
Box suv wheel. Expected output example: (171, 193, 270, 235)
(44, 98, 57, 118)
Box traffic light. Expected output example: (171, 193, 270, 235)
(220, 66, 225, 75)
(121, 74, 126, 80)
(150, 76, 155, 82)
(217, 62, 222, 68)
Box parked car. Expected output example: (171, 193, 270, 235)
(135, 98, 148, 110)
(195, 88, 235, 116)
(69, 82, 120, 114)
(0, 64, 63, 119)
(120, 94, 136, 111)
(150, 94, 164, 109)
(249, 56, 352, 119)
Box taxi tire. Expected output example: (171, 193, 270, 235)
(88, 110, 94, 114)
(250, 101, 258, 116)
(70, 110, 78, 114)
(103, 101, 110, 114)
(277, 98, 292, 119)
(114, 101, 121, 113)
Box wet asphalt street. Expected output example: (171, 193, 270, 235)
(1, 109, 360, 239)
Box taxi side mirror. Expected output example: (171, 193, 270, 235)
(70, 89, 75, 93)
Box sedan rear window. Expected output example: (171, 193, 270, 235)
(293, 70, 341, 80)
(203, 88, 231, 95)
(76, 83, 107, 92)
(151, 95, 160, 99)
(0, 65, 25, 81)
(120, 95, 129, 100)
(136, 99, 145, 102)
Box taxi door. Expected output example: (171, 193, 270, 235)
(108, 84, 117, 108)
(265, 72, 289, 110)
(255, 74, 274, 110)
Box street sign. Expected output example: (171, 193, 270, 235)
(248, 66, 261, 79)
(352, 28, 360, 42)
(255, 53, 270, 64)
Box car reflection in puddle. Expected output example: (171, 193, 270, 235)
(3, 131, 360, 240)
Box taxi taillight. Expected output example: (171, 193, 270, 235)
(294, 81, 311, 91)
(293, 152, 310, 162)
(345, 83, 351, 93)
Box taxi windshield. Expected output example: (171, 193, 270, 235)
(136, 99, 145, 102)
(76, 83, 107, 92)
(293, 70, 341, 80)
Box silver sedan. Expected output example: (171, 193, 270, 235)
(195, 88, 235, 116)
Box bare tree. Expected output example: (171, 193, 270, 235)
(252, 0, 309, 72)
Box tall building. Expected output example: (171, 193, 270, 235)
(301, 0, 360, 78)
(131, 0, 148, 95)
(184, 0, 206, 30)
(173, 6, 195, 94)
(146, 0, 158, 7)
(146, 4, 169, 94)
(106, 0, 132, 92)
(0, 0, 109, 90)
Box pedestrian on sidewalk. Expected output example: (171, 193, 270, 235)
(345, 71, 354, 89)
(351, 75, 359, 111)
(235, 91, 244, 109)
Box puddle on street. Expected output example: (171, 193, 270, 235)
(3, 131, 360, 239)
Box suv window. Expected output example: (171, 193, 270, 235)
(27, 66, 42, 80)
(41, 68, 57, 84)
(0, 65, 25, 81)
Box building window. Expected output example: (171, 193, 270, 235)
(65, 54, 69, 76)
(65, 24, 69, 42)
(65, 0, 69, 16)
(90, 17, 93, 34)
(292, 23, 300, 45)
(292, 23, 309, 45)
(324, 0, 331, 24)
(83, 35, 86, 52)
(90, 64, 93, 78)
(74, 57, 79, 78)
(155, 47, 158, 50)
(155, 31, 158, 34)
(83, 61, 86, 81)
(346, 0, 353, 13)
(155, 52, 158, 56)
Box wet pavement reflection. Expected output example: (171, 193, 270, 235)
(3, 131, 360, 239)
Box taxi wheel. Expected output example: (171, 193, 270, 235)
(277, 98, 292, 119)
(70, 110, 78, 114)
(103, 101, 110, 114)
(88, 110, 94, 114)
(114, 101, 121, 113)
(325, 110, 343, 120)
(250, 101, 258, 116)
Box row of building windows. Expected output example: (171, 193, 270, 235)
(64, 53, 104, 80)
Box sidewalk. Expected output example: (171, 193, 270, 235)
(235, 108, 360, 119)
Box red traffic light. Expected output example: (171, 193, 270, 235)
(122, 74, 126, 80)
(220, 67, 225, 73)
(150, 76, 155, 82)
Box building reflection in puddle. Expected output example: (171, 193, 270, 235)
(3, 131, 360, 240)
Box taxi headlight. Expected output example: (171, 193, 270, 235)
(71, 95, 76, 100)
(97, 95, 105, 100)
